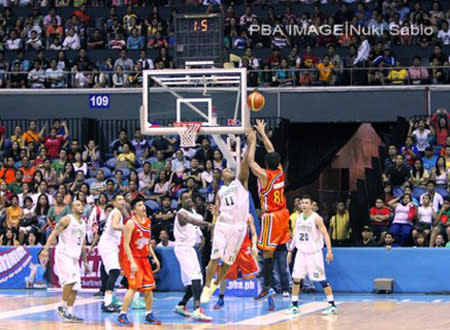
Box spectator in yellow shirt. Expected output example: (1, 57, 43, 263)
(6, 195, 23, 241)
(329, 201, 351, 246)
(387, 62, 408, 84)
(317, 56, 335, 85)
(115, 143, 136, 169)
(10, 126, 25, 148)
(289, 197, 302, 236)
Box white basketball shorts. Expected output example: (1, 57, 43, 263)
(174, 245, 203, 287)
(54, 250, 81, 290)
(98, 242, 120, 274)
(211, 221, 247, 265)
(292, 250, 326, 282)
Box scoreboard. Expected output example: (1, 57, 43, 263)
(174, 13, 224, 66)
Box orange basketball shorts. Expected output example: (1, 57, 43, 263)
(226, 246, 259, 280)
(257, 208, 290, 251)
(121, 257, 156, 292)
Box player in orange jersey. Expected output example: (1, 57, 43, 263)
(248, 119, 290, 310)
(117, 197, 161, 326)
(213, 214, 259, 310)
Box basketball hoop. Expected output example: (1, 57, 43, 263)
(173, 122, 202, 148)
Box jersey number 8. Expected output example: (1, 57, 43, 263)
(274, 190, 284, 204)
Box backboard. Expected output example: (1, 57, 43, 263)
(140, 68, 249, 136)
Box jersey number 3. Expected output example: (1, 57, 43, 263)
(224, 196, 235, 206)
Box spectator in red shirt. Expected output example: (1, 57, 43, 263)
(147, 31, 168, 49)
(301, 45, 319, 69)
(369, 198, 391, 245)
(430, 108, 450, 146)
(0, 157, 17, 185)
(266, 48, 283, 68)
(73, 4, 90, 26)
(19, 156, 35, 183)
(0, 119, 5, 138)
(39, 122, 69, 159)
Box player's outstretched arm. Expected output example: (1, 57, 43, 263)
(238, 130, 251, 189)
(149, 244, 160, 273)
(41, 215, 70, 259)
(247, 128, 267, 181)
(316, 216, 334, 264)
(254, 119, 275, 153)
(87, 233, 100, 257)
(123, 220, 137, 273)
(81, 238, 90, 274)
(247, 215, 258, 257)
(178, 210, 213, 230)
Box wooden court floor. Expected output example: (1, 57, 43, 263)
(0, 292, 449, 330)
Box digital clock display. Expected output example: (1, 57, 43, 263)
(174, 14, 224, 66)
(193, 19, 208, 32)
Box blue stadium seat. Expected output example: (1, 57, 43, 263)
(109, 138, 119, 152)
(99, 167, 112, 178)
(117, 167, 130, 178)
(145, 200, 159, 212)
(15, 161, 22, 169)
(175, 188, 187, 199)
(105, 158, 116, 169)
(145, 157, 157, 164)
(85, 178, 97, 186)
(198, 188, 208, 198)
(171, 200, 178, 209)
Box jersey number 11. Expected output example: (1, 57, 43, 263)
(224, 196, 235, 206)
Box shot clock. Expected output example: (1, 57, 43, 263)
(174, 14, 224, 66)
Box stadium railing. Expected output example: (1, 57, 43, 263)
(1, 66, 449, 88)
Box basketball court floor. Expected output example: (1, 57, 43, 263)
(0, 290, 449, 330)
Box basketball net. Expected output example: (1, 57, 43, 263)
(173, 122, 202, 148)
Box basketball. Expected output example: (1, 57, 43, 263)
(247, 91, 265, 112)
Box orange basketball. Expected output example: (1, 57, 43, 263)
(247, 91, 265, 112)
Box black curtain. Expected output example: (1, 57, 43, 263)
(286, 123, 360, 189)
(349, 179, 370, 241)
(372, 117, 409, 148)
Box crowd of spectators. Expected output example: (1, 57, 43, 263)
(0, 1, 448, 87)
(2, 114, 450, 250)
(372, 107, 450, 248)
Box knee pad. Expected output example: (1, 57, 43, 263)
(108, 269, 121, 278)
(105, 269, 121, 291)
(320, 281, 330, 288)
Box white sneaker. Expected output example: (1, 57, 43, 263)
(191, 308, 213, 322)
(282, 291, 290, 297)
(200, 286, 210, 304)
(322, 304, 338, 315)
(285, 304, 300, 315)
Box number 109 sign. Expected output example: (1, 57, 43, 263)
(89, 94, 110, 109)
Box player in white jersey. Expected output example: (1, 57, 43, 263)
(200, 130, 251, 304)
(286, 195, 337, 316)
(173, 191, 214, 322)
(41, 200, 89, 323)
(97, 194, 126, 312)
